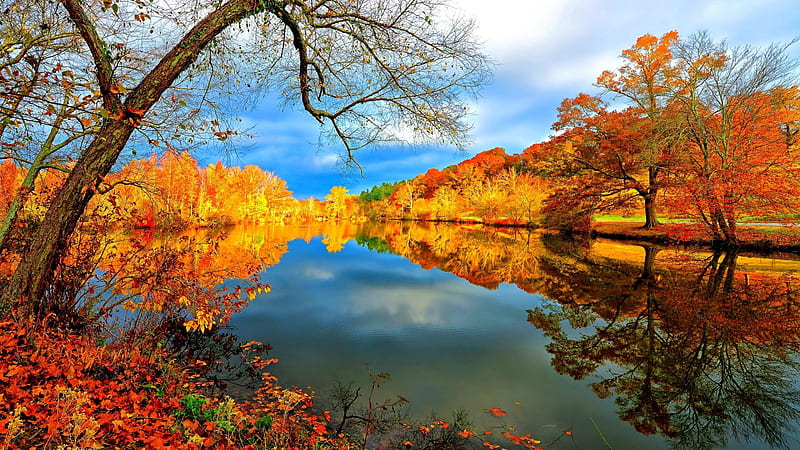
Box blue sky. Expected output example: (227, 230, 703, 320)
(225, 0, 800, 199)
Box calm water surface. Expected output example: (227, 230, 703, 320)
(222, 222, 800, 449)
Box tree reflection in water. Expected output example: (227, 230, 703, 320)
(111, 220, 800, 448)
(528, 236, 800, 449)
(355, 222, 800, 448)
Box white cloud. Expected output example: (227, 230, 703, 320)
(452, 0, 798, 92)
(451, 1, 570, 54)
(310, 152, 339, 169)
(345, 282, 477, 328)
(236, 0, 800, 197)
(303, 267, 334, 280)
(443, 0, 800, 158)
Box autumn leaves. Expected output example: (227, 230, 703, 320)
(363, 31, 800, 246)
(539, 31, 800, 242)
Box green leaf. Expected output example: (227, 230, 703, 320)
(255, 415, 273, 430)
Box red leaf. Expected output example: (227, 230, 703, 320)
(486, 407, 507, 417)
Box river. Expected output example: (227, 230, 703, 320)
(203, 221, 800, 449)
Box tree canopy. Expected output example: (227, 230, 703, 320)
(530, 31, 800, 240)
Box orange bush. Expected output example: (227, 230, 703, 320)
(0, 319, 185, 448)
(0, 318, 356, 449)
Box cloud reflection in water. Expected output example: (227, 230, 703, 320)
(230, 235, 668, 449)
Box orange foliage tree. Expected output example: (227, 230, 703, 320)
(533, 32, 683, 229)
(664, 33, 800, 244)
(596, 31, 684, 228)
(529, 31, 799, 242)
(88, 152, 299, 229)
(324, 186, 357, 219)
(542, 98, 664, 228)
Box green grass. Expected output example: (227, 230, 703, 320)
(593, 215, 690, 223)
(739, 213, 800, 223)
(595, 213, 800, 224)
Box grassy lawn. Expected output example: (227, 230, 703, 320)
(739, 213, 800, 223)
(593, 221, 800, 250)
(593, 215, 691, 223)
(595, 214, 800, 225)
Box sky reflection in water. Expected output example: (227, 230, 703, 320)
(230, 234, 670, 449)
(220, 222, 800, 449)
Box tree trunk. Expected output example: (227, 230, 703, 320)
(1, 119, 135, 309)
(715, 211, 739, 247)
(642, 191, 659, 229)
(641, 167, 660, 229)
(708, 207, 728, 243)
(704, 250, 738, 295)
(721, 251, 737, 293)
(634, 245, 660, 289)
(641, 245, 659, 280)
(0, 0, 262, 312)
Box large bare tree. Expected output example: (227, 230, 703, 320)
(0, 0, 490, 311)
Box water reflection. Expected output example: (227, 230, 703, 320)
(528, 237, 800, 449)
(349, 222, 800, 448)
(164, 220, 800, 449)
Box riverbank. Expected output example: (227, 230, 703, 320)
(380, 216, 800, 253)
(592, 221, 800, 254)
